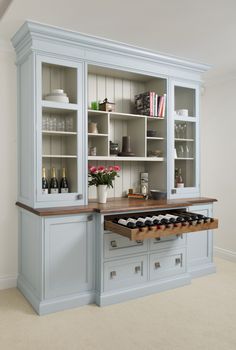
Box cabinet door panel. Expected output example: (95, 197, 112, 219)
(187, 205, 213, 268)
(45, 215, 94, 299)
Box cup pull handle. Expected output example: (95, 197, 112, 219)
(110, 240, 117, 248)
(155, 262, 161, 269)
(135, 266, 141, 273)
(110, 271, 116, 278)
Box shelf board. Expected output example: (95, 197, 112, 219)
(42, 130, 77, 136)
(147, 137, 165, 140)
(88, 109, 108, 116)
(175, 138, 195, 142)
(88, 109, 165, 121)
(88, 133, 108, 137)
(43, 155, 77, 158)
(88, 156, 164, 162)
(175, 157, 194, 160)
(147, 116, 165, 121)
(42, 100, 78, 112)
(174, 115, 196, 123)
(109, 112, 146, 120)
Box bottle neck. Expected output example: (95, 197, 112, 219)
(52, 168, 56, 178)
(42, 167, 46, 178)
(62, 167, 66, 178)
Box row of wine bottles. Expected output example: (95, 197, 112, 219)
(42, 167, 69, 194)
(113, 211, 213, 229)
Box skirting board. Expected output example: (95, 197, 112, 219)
(214, 246, 236, 263)
(97, 274, 191, 307)
(0, 274, 17, 290)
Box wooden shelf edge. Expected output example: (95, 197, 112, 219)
(104, 219, 218, 241)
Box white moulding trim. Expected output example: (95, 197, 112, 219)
(214, 246, 236, 263)
(0, 274, 17, 290)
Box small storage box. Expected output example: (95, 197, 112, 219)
(99, 98, 115, 112)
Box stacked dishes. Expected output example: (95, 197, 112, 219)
(45, 89, 69, 103)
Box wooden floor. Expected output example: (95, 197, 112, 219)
(0, 257, 235, 350)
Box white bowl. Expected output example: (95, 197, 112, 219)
(51, 89, 64, 95)
(176, 109, 188, 117)
(45, 95, 69, 103)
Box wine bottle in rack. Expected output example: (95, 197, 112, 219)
(50, 167, 59, 194)
(60, 167, 69, 193)
(117, 217, 136, 228)
(42, 167, 48, 195)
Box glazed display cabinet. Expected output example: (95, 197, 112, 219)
(12, 21, 218, 315)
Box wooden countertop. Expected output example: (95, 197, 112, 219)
(16, 197, 217, 217)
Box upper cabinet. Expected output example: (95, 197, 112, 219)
(168, 80, 200, 198)
(12, 21, 209, 207)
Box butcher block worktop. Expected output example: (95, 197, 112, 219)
(16, 197, 217, 216)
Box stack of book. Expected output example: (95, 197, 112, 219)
(134, 91, 166, 117)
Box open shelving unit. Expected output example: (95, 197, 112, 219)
(87, 65, 168, 198)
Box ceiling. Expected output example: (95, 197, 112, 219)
(0, 0, 235, 82)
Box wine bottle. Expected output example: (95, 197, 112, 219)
(175, 212, 197, 225)
(188, 212, 212, 224)
(60, 167, 69, 193)
(176, 168, 184, 188)
(42, 167, 48, 195)
(117, 218, 136, 228)
(133, 217, 146, 227)
(163, 213, 184, 224)
(50, 167, 59, 194)
(141, 216, 154, 226)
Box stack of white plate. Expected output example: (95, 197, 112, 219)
(45, 89, 69, 103)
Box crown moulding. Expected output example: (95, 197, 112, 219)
(11, 20, 211, 74)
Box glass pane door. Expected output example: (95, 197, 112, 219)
(170, 80, 199, 197)
(36, 56, 85, 204)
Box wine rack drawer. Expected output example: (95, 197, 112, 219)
(150, 234, 186, 251)
(104, 232, 148, 259)
(104, 217, 218, 241)
(149, 249, 186, 281)
(103, 255, 148, 292)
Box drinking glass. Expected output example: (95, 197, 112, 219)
(185, 144, 190, 158)
(57, 116, 65, 131)
(175, 124, 180, 138)
(178, 144, 184, 158)
(65, 116, 74, 132)
(42, 115, 49, 130)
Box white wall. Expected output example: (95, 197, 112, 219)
(0, 48, 18, 289)
(201, 77, 236, 261)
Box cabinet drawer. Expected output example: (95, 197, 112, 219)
(150, 234, 186, 251)
(104, 255, 148, 292)
(149, 249, 186, 281)
(104, 232, 148, 259)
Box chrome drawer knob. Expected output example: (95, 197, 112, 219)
(155, 237, 161, 241)
(110, 240, 117, 248)
(155, 262, 161, 269)
(110, 271, 117, 278)
(135, 266, 141, 273)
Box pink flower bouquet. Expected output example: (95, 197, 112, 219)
(88, 165, 121, 188)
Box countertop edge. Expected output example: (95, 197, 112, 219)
(16, 197, 217, 216)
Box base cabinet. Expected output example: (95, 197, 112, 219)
(187, 204, 215, 277)
(18, 209, 95, 315)
(44, 215, 94, 299)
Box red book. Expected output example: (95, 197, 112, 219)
(158, 96, 164, 117)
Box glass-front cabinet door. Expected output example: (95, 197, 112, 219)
(36, 56, 86, 206)
(168, 80, 200, 198)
